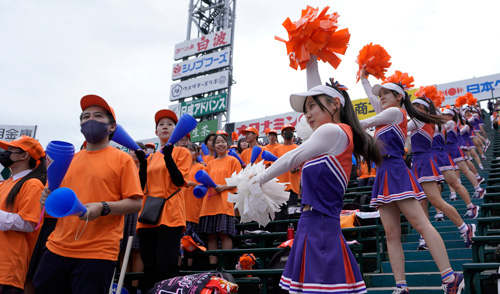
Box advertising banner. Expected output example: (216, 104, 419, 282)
(191, 119, 218, 142)
(0, 125, 37, 142)
(170, 70, 229, 101)
(172, 49, 230, 80)
(179, 93, 227, 118)
(436, 73, 500, 106)
(234, 112, 302, 137)
(174, 29, 231, 60)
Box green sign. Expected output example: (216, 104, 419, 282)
(180, 93, 227, 118)
(191, 119, 218, 142)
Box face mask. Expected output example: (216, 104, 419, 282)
(283, 131, 294, 140)
(0, 151, 15, 168)
(146, 148, 155, 154)
(80, 120, 110, 144)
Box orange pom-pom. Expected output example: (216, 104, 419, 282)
(382, 70, 414, 90)
(435, 90, 445, 108)
(231, 132, 238, 142)
(465, 92, 477, 106)
(275, 6, 351, 70)
(355, 43, 391, 82)
(445, 105, 451, 109)
(454, 95, 468, 108)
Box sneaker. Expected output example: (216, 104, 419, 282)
(449, 194, 457, 201)
(442, 273, 464, 294)
(481, 154, 487, 160)
(479, 164, 484, 170)
(435, 211, 445, 221)
(462, 223, 476, 248)
(392, 287, 410, 294)
(477, 176, 485, 185)
(473, 189, 486, 199)
(417, 238, 428, 251)
(464, 205, 480, 219)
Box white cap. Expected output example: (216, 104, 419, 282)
(412, 99, 429, 108)
(442, 109, 455, 115)
(290, 85, 345, 113)
(372, 83, 406, 98)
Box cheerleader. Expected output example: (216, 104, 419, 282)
(461, 107, 483, 169)
(409, 97, 477, 251)
(360, 70, 464, 293)
(442, 108, 486, 199)
(467, 108, 488, 159)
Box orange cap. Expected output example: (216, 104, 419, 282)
(145, 142, 155, 148)
(216, 130, 229, 136)
(155, 109, 178, 125)
(81, 94, 116, 122)
(281, 124, 295, 132)
(0, 135, 45, 160)
(265, 128, 278, 135)
(242, 127, 259, 136)
(181, 235, 206, 252)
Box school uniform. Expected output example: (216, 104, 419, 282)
(409, 121, 444, 183)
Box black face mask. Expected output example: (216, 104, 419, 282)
(0, 151, 16, 168)
(283, 131, 294, 140)
(80, 120, 110, 144)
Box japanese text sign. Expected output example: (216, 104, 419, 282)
(172, 49, 230, 80)
(436, 73, 500, 106)
(0, 125, 37, 143)
(234, 112, 302, 137)
(190, 119, 218, 142)
(170, 70, 229, 101)
(174, 29, 231, 60)
(179, 93, 227, 118)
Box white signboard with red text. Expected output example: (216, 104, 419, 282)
(234, 112, 303, 137)
(172, 49, 230, 80)
(174, 29, 231, 60)
(170, 70, 229, 101)
(436, 73, 500, 106)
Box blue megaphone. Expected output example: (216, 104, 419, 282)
(167, 114, 198, 145)
(46, 141, 75, 191)
(195, 170, 217, 188)
(228, 149, 245, 166)
(250, 146, 262, 164)
(112, 124, 141, 151)
(193, 184, 209, 198)
(45, 187, 87, 218)
(201, 143, 209, 156)
(262, 150, 278, 162)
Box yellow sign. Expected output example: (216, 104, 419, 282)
(352, 88, 418, 120)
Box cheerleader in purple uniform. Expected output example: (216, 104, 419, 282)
(429, 111, 478, 219)
(474, 106, 490, 149)
(462, 107, 484, 169)
(442, 108, 486, 199)
(409, 97, 476, 251)
(468, 109, 488, 159)
(360, 69, 464, 294)
(455, 111, 484, 177)
(254, 59, 382, 294)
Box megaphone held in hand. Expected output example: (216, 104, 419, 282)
(262, 150, 278, 162)
(193, 184, 209, 198)
(194, 170, 217, 188)
(250, 146, 262, 164)
(112, 124, 141, 151)
(200, 143, 209, 156)
(46, 141, 75, 191)
(167, 114, 198, 146)
(228, 149, 245, 166)
(45, 187, 87, 218)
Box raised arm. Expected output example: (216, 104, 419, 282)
(360, 107, 404, 129)
(306, 56, 322, 89)
(360, 70, 382, 114)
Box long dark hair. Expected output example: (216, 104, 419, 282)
(304, 85, 383, 169)
(413, 97, 444, 131)
(391, 84, 445, 126)
(5, 157, 47, 211)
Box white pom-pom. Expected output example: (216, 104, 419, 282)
(226, 161, 289, 227)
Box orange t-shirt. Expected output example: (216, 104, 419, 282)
(183, 163, 205, 224)
(276, 144, 301, 194)
(265, 143, 281, 156)
(357, 161, 377, 179)
(137, 146, 192, 229)
(202, 155, 215, 165)
(0, 177, 44, 289)
(46, 146, 143, 261)
(199, 156, 242, 217)
(240, 145, 267, 165)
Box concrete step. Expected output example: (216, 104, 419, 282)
(367, 286, 443, 294)
(366, 272, 444, 287)
(402, 248, 471, 261)
(381, 259, 470, 273)
(402, 239, 467, 250)
(404, 231, 461, 242)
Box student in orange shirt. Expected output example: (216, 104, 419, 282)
(202, 133, 216, 164)
(183, 143, 205, 235)
(34, 95, 143, 294)
(136, 109, 192, 291)
(198, 134, 242, 268)
(0, 136, 46, 294)
(236, 137, 249, 155)
(177, 134, 191, 148)
(357, 158, 376, 187)
(265, 128, 281, 156)
(240, 127, 266, 165)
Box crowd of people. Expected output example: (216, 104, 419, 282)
(0, 73, 494, 294)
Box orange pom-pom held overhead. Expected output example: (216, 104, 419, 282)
(275, 6, 351, 70)
(382, 71, 415, 90)
(435, 90, 445, 108)
(356, 43, 392, 82)
(454, 94, 468, 108)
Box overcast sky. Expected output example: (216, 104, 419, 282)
(1, 0, 499, 148)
